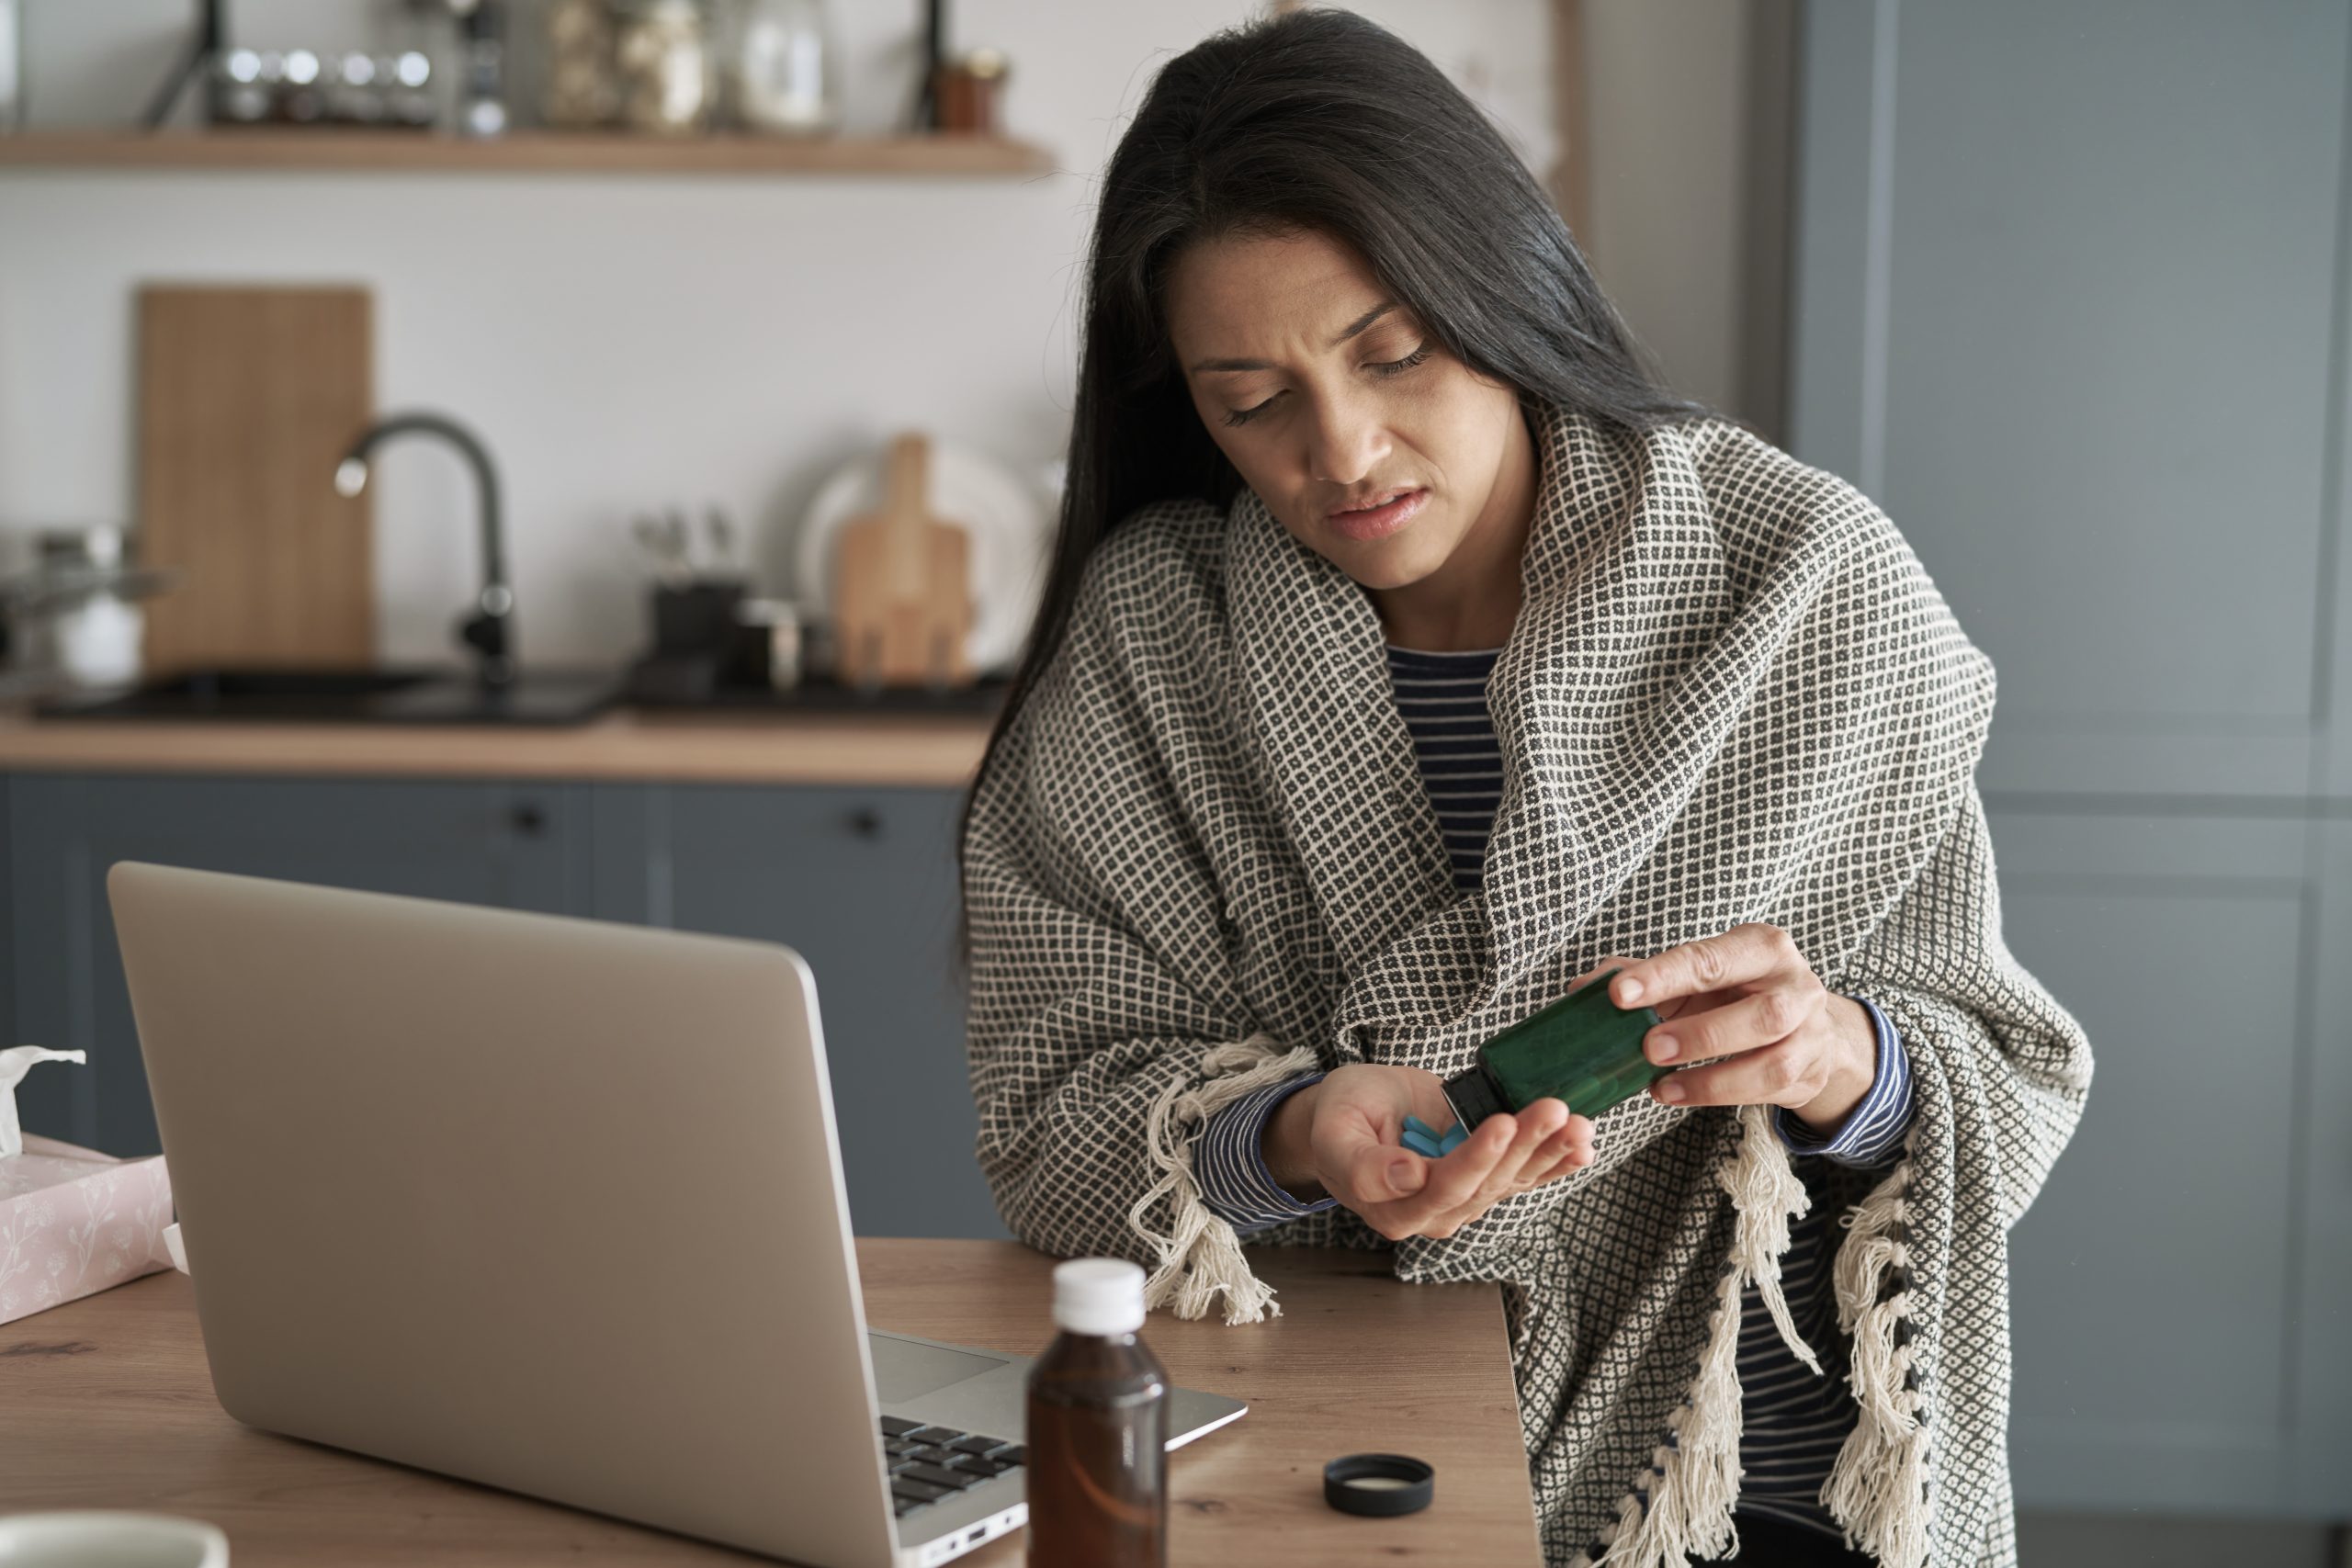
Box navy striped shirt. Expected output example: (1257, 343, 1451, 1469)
(1386, 643, 1509, 885)
(1193, 641, 1916, 1540)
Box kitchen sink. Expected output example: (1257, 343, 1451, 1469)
(34, 666, 620, 726)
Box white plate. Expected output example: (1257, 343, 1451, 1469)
(793, 440, 1052, 676)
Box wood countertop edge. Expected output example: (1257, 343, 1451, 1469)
(0, 709, 994, 787)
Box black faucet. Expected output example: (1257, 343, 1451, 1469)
(334, 411, 514, 688)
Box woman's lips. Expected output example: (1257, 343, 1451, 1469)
(1327, 487, 1429, 541)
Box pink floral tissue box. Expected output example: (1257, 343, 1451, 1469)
(0, 1134, 175, 1325)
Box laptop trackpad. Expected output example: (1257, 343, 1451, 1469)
(870, 1334, 1009, 1403)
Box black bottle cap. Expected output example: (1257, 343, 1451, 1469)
(1441, 1064, 1509, 1133)
(1324, 1452, 1435, 1517)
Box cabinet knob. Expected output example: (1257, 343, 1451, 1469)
(846, 807, 883, 839)
(509, 802, 548, 837)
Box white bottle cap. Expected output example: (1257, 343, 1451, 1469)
(1052, 1257, 1147, 1337)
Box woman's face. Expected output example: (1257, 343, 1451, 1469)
(1163, 226, 1532, 598)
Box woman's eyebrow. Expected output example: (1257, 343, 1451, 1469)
(1187, 300, 1400, 374)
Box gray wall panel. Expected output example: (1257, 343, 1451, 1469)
(1993, 807, 2322, 1515)
(2294, 818, 2352, 1512)
(1793, 0, 2348, 801)
(1790, 0, 1883, 488)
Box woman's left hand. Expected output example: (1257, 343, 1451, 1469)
(1581, 922, 1878, 1137)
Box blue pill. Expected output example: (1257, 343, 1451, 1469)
(1401, 1130, 1444, 1158)
(1403, 1114, 1438, 1138)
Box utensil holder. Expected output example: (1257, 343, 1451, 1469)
(650, 578, 746, 657)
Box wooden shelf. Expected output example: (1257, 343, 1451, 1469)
(0, 129, 1055, 177)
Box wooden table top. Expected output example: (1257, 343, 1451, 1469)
(0, 706, 993, 786)
(0, 1238, 1542, 1566)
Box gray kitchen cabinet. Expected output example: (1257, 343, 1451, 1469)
(1792, 0, 2352, 1524)
(2301, 818, 2352, 1511)
(1989, 806, 2337, 1516)
(588, 782, 1004, 1243)
(1, 767, 1000, 1247)
(1792, 0, 2348, 802)
(5, 772, 592, 1158)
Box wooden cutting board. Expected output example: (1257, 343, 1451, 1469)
(830, 432, 975, 689)
(137, 286, 374, 673)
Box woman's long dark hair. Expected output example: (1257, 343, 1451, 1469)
(951, 6, 1716, 976)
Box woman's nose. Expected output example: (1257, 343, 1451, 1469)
(1304, 393, 1390, 489)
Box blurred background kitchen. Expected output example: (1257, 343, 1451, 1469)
(0, 2, 2344, 1563)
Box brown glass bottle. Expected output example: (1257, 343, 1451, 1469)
(1023, 1258, 1168, 1568)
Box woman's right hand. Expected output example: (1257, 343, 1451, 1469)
(1260, 1063, 1594, 1240)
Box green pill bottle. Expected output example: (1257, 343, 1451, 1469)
(1441, 968, 1669, 1131)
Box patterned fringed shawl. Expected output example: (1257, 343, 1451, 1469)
(960, 400, 2092, 1566)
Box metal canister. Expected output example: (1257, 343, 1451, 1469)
(734, 597, 804, 690)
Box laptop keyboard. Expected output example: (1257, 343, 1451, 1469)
(879, 1414, 1025, 1517)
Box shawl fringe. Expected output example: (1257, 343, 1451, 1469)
(1824, 1146, 1933, 1568)
(1577, 1103, 1818, 1567)
(1578, 1121, 1935, 1568)
(1129, 1032, 1323, 1325)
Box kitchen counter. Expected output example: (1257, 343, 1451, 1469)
(0, 705, 994, 786)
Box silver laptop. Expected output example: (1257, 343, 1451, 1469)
(109, 861, 1245, 1568)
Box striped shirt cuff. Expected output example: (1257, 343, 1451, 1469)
(1192, 1070, 1339, 1234)
(1773, 996, 1914, 1168)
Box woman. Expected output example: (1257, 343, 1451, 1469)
(956, 11, 2091, 1567)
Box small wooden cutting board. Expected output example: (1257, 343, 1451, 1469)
(830, 432, 975, 689)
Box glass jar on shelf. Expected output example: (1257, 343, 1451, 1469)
(537, 0, 620, 128)
(721, 0, 837, 137)
(615, 0, 713, 134)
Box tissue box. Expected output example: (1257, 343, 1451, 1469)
(0, 1134, 175, 1325)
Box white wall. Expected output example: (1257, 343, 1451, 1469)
(0, 0, 1747, 670)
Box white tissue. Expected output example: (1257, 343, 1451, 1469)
(0, 1045, 87, 1159)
